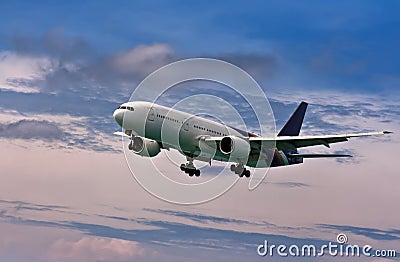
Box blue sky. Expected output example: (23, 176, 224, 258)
(1, 0, 400, 94)
(0, 1, 399, 261)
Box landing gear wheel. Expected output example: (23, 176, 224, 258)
(180, 157, 200, 177)
(234, 166, 244, 175)
(231, 163, 250, 178)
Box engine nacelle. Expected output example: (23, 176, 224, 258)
(129, 136, 161, 157)
(219, 136, 251, 161)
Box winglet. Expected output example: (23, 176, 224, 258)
(278, 101, 308, 136)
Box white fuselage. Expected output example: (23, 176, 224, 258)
(113, 101, 259, 164)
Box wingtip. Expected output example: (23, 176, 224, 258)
(113, 131, 130, 137)
(336, 154, 352, 157)
(383, 131, 393, 134)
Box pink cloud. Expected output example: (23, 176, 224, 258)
(47, 237, 157, 262)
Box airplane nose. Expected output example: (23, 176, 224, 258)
(113, 109, 124, 126)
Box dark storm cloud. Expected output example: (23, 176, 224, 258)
(0, 119, 64, 140)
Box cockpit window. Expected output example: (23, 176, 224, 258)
(118, 106, 134, 111)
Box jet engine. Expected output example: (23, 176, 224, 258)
(129, 136, 161, 157)
(219, 136, 251, 160)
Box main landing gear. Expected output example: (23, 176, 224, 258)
(180, 157, 200, 177)
(180, 159, 250, 178)
(231, 164, 250, 178)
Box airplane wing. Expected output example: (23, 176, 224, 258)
(203, 131, 390, 150)
(249, 131, 391, 150)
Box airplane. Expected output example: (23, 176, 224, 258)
(113, 101, 391, 177)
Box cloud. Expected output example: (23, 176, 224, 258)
(270, 182, 310, 188)
(0, 86, 394, 155)
(0, 199, 67, 212)
(332, 149, 361, 164)
(0, 51, 54, 93)
(31, 43, 176, 100)
(2, 32, 176, 101)
(144, 208, 255, 225)
(8, 204, 398, 260)
(6, 36, 174, 98)
(218, 53, 277, 81)
(3, 32, 279, 103)
(318, 224, 400, 241)
(0, 126, 399, 259)
(0, 119, 64, 140)
(11, 29, 93, 62)
(47, 237, 157, 262)
(0, 108, 121, 152)
(0, 207, 325, 255)
(112, 44, 174, 76)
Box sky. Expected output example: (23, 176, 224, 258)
(0, 1, 399, 261)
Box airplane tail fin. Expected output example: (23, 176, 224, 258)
(278, 101, 308, 136)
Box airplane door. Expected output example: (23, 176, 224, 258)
(183, 120, 190, 131)
(148, 107, 156, 121)
(179, 119, 193, 153)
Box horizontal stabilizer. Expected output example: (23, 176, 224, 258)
(287, 153, 352, 158)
